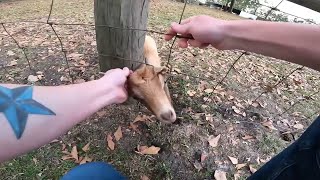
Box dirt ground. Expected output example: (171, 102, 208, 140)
(0, 0, 319, 179)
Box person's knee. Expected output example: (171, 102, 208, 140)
(61, 162, 126, 180)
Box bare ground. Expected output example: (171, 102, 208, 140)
(0, 0, 319, 179)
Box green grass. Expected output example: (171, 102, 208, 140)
(1, 0, 320, 179)
(258, 133, 287, 155)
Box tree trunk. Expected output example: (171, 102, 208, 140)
(94, 0, 150, 72)
(287, 0, 320, 13)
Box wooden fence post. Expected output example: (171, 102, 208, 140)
(94, 0, 150, 72)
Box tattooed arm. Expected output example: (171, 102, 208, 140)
(0, 67, 130, 162)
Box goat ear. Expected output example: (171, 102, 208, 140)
(154, 66, 169, 75)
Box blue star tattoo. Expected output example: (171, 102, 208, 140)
(0, 85, 55, 139)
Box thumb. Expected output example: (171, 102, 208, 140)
(171, 22, 190, 35)
(122, 67, 130, 76)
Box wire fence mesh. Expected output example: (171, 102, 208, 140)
(0, 0, 319, 133)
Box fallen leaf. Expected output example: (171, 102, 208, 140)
(234, 173, 241, 180)
(129, 122, 140, 133)
(235, 102, 245, 109)
(62, 155, 74, 161)
(228, 95, 234, 100)
(8, 60, 17, 66)
(205, 114, 213, 122)
(97, 110, 107, 117)
(193, 161, 203, 172)
(60, 76, 70, 82)
(232, 106, 241, 114)
(236, 163, 247, 170)
(32, 158, 38, 164)
(7, 50, 15, 56)
(262, 120, 277, 130)
(252, 102, 259, 107)
(242, 135, 254, 140)
(214, 170, 227, 180)
(293, 123, 304, 130)
(37, 74, 44, 80)
(61, 144, 66, 151)
(28, 75, 39, 83)
(133, 115, 150, 123)
(208, 134, 221, 148)
(137, 145, 160, 155)
(114, 126, 123, 141)
(71, 146, 79, 161)
(173, 68, 181, 73)
(79, 156, 93, 165)
(201, 152, 208, 163)
(138, 145, 148, 152)
(50, 139, 59, 143)
(249, 165, 257, 174)
(187, 90, 196, 97)
(260, 158, 267, 163)
(79, 60, 86, 65)
(228, 156, 238, 165)
(68, 53, 83, 60)
(256, 156, 261, 164)
(82, 142, 90, 152)
(74, 79, 86, 84)
(106, 134, 115, 150)
(204, 88, 213, 93)
(140, 175, 150, 180)
(48, 49, 54, 55)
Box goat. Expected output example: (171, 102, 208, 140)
(127, 35, 176, 124)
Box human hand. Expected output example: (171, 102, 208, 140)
(164, 15, 226, 49)
(100, 67, 131, 104)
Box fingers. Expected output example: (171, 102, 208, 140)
(171, 22, 190, 35)
(188, 40, 203, 47)
(122, 67, 130, 76)
(178, 38, 188, 48)
(180, 17, 193, 25)
(164, 17, 193, 41)
(164, 27, 177, 41)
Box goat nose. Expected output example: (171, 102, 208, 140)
(160, 110, 175, 121)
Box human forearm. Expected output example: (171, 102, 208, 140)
(221, 20, 320, 71)
(0, 80, 117, 162)
(166, 16, 320, 71)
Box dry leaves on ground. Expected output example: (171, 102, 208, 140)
(228, 156, 238, 165)
(262, 120, 277, 130)
(293, 123, 304, 130)
(208, 134, 221, 148)
(136, 145, 160, 155)
(133, 115, 152, 123)
(140, 175, 150, 180)
(106, 134, 115, 150)
(27, 75, 39, 83)
(82, 142, 90, 152)
(214, 170, 227, 180)
(236, 163, 247, 170)
(97, 110, 107, 117)
(249, 165, 257, 174)
(114, 126, 123, 141)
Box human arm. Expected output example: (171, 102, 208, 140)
(165, 15, 320, 71)
(0, 67, 130, 162)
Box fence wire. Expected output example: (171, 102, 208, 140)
(0, 0, 319, 130)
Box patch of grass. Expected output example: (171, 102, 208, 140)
(153, 162, 173, 180)
(257, 133, 287, 155)
(0, 152, 42, 179)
